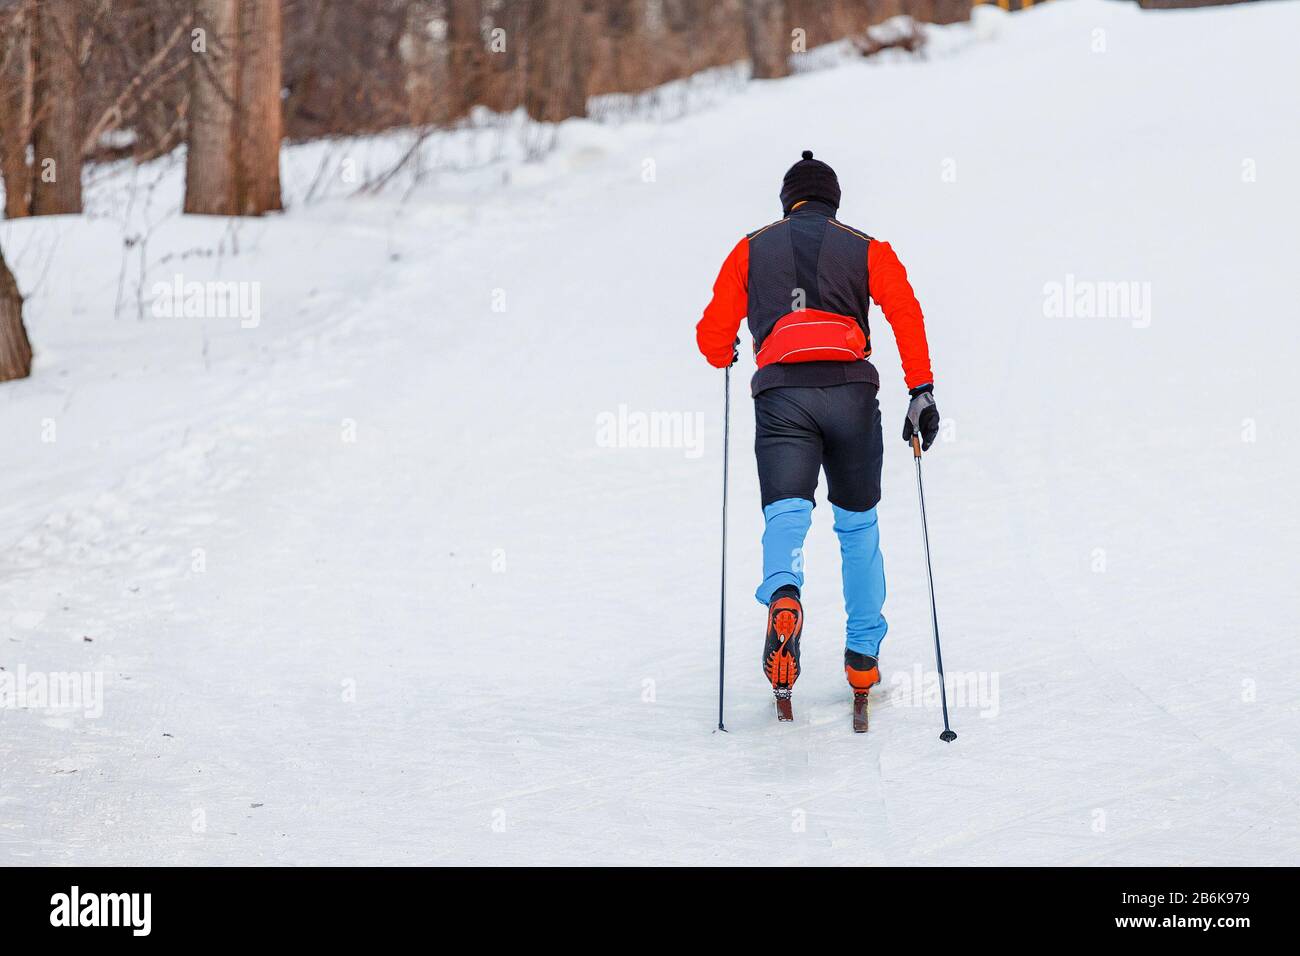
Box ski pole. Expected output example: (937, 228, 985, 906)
(716, 364, 731, 732)
(912, 435, 957, 742)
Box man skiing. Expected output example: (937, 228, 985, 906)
(696, 150, 939, 730)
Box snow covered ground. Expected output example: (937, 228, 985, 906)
(1, 0, 1298, 865)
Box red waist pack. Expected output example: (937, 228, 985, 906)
(754, 310, 869, 368)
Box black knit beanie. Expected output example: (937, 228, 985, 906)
(780, 150, 840, 215)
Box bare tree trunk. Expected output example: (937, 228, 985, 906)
(589, 0, 650, 95)
(446, 0, 483, 120)
(925, 0, 971, 24)
(786, 0, 832, 51)
(400, 0, 439, 125)
(524, 0, 593, 123)
(0, 2, 35, 219)
(661, 0, 702, 34)
(30, 0, 81, 215)
(744, 0, 789, 80)
(184, 0, 239, 215)
(480, 0, 527, 115)
(0, 246, 32, 383)
(235, 0, 282, 214)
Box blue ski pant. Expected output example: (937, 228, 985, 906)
(752, 383, 888, 657)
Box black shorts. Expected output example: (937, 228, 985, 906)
(753, 382, 883, 512)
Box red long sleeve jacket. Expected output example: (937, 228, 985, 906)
(696, 204, 933, 394)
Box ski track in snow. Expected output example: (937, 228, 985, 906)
(1, 1, 1298, 865)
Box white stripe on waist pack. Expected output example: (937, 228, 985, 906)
(756, 321, 855, 359)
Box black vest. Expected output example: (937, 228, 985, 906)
(746, 201, 878, 396)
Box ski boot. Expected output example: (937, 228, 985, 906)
(762, 585, 802, 721)
(845, 650, 880, 733)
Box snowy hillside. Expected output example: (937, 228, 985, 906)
(1, 0, 1298, 865)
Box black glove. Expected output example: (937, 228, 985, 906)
(902, 384, 939, 451)
(729, 337, 740, 367)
